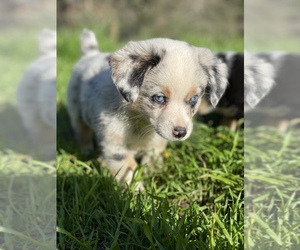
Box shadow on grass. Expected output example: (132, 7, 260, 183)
(57, 102, 77, 155)
(56, 169, 217, 249)
(56, 170, 124, 249)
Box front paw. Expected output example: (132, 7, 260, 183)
(121, 168, 144, 191)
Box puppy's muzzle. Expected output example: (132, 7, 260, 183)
(172, 126, 187, 139)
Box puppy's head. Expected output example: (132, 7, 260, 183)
(109, 38, 228, 141)
(80, 28, 99, 56)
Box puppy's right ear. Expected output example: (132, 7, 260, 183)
(197, 48, 228, 108)
(109, 41, 165, 103)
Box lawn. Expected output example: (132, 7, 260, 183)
(56, 28, 244, 249)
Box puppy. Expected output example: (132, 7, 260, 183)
(17, 29, 56, 159)
(67, 37, 228, 187)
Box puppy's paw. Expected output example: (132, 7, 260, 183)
(115, 165, 145, 191)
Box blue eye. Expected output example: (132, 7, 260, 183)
(152, 95, 167, 105)
(189, 95, 199, 106)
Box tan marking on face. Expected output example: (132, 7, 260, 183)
(186, 86, 198, 100)
(162, 86, 172, 98)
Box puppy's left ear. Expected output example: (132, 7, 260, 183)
(109, 41, 165, 103)
(197, 48, 228, 108)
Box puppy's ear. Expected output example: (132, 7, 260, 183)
(198, 48, 228, 108)
(244, 52, 275, 108)
(109, 41, 165, 103)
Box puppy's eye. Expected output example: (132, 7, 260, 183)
(152, 95, 167, 105)
(189, 95, 199, 106)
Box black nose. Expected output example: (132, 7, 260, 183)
(173, 126, 187, 138)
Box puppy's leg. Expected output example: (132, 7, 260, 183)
(104, 149, 144, 190)
(140, 135, 167, 171)
(106, 151, 136, 181)
(98, 125, 143, 189)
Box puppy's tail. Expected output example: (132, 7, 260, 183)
(80, 28, 99, 56)
(38, 29, 56, 56)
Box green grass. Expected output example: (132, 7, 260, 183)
(244, 126, 300, 249)
(57, 125, 244, 249)
(56, 28, 244, 249)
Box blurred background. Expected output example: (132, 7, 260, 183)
(56, 0, 244, 79)
(57, 0, 243, 45)
(245, 0, 300, 52)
